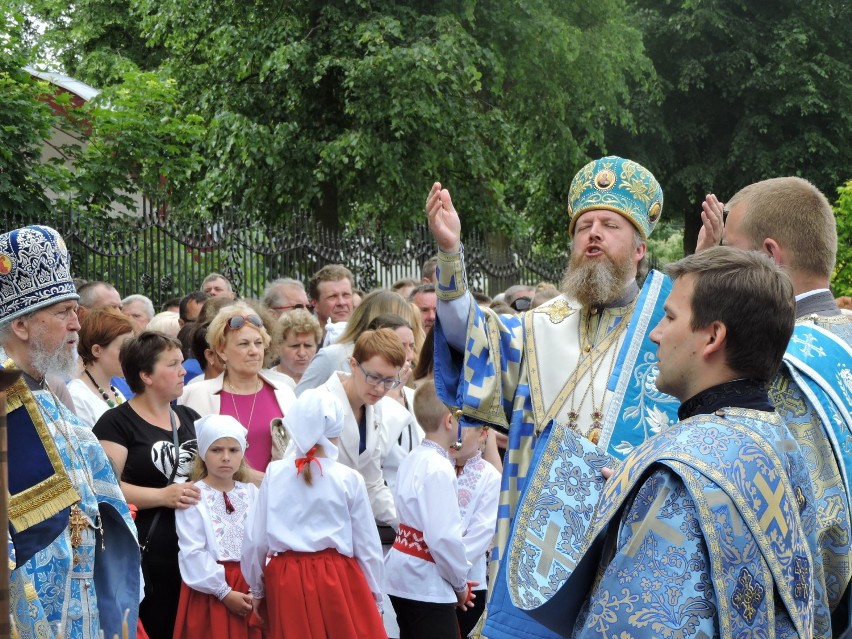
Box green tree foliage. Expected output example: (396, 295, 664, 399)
(22, 0, 654, 247)
(23, 0, 162, 86)
(833, 181, 852, 296)
(0, 11, 68, 216)
(613, 0, 852, 252)
(62, 71, 206, 216)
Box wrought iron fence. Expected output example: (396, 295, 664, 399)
(5, 202, 568, 307)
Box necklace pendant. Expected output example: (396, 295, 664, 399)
(69, 505, 89, 551)
(567, 410, 579, 429)
(588, 427, 601, 446)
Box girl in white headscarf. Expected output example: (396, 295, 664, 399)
(241, 387, 387, 639)
(173, 414, 262, 639)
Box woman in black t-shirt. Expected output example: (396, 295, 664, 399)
(94, 331, 200, 639)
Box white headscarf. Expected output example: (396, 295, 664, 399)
(195, 413, 248, 459)
(284, 387, 345, 461)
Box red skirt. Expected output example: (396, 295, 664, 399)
(173, 561, 264, 639)
(264, 548, 387, 639)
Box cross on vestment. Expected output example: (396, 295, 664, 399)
(624, 485, 685, 558)
(754, 474, 789, 537)
(527, 521, 576, 577)
(68, 505, 88, 550)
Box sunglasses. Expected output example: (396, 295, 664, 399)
(355, 361, 401, 390)
(510, 297, 532, 312)
(226, 314, 264, 331)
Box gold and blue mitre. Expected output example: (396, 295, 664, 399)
(0, 225, 79, 323)
(567, 156, 663, 239)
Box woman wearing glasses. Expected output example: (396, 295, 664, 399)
(287, 328, 406, 533)
(179, 303, 296, 480)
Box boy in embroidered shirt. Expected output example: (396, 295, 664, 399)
(385, 379, 475, 638)
(450, 424, 501, 637)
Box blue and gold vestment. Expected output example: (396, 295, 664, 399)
(433, 251, 680, 638)
(505, 401, 827, 638)
(4, 370, 141, 639)
(774, 322, 852, 632)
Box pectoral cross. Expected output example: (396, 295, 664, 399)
(68, 505, 89, 550)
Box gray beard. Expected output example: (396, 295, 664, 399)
(30, 338, 78, 381)
(561, 255, 632, 308)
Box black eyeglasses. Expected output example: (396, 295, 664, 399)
(226, 314, 264, 331)
(355, 361, 401, 390)
(510, 297, 532, 312)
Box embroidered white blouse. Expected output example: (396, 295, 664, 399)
(241, 455, 384, 604)
(384, 440, 471, 604)
(456, 452, 501, 585)
(176, 479, 258, 600)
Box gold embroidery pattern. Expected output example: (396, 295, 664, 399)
(731, 567, 765, 625)
(3, 363, 79, 532)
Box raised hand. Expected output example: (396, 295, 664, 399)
(425, 182, 462, 253)
(695, 193, 725, 252)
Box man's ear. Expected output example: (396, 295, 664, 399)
(703, 320, 727, 357)
(634, 241, 647, 263)
(763, 238, 784, 266)
(9, 317, 31, 341)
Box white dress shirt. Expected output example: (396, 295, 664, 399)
(384, 440, 471, 603)
(456, 452, 501, 585)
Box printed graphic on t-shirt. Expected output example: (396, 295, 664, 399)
(151, 439, 197, 482)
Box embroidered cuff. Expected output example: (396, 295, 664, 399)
(216, 584, 232, 600)
(436, 244, 468, 301)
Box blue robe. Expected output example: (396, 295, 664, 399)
(775, 322, 852, 631)
(509, 406, 828, 638)
(7, 380, 141, 639)
(433, 250, 679, 638)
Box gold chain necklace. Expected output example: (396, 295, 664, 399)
(41, 379, 104, 552)
(226, 377, 260, 428)
(566, 311, 628, 445)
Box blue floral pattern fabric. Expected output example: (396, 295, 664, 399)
(14, 390, 139, 639)
(568, 409, 828, 639)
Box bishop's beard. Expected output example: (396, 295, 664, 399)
(561, 249, 634, 308)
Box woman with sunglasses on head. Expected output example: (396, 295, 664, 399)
(179, 303, 296, 481)
(93, 331, 201, 639)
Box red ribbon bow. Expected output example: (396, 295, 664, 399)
(295, 445, 323, 477)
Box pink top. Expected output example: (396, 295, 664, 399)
(219, 382, 280, 470)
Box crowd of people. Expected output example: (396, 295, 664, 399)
(2, 155, 852, 639)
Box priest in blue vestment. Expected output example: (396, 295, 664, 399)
(1, 225, 140, 639)
(426, 156, 681, 638)
(698, 176, 852, 633)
